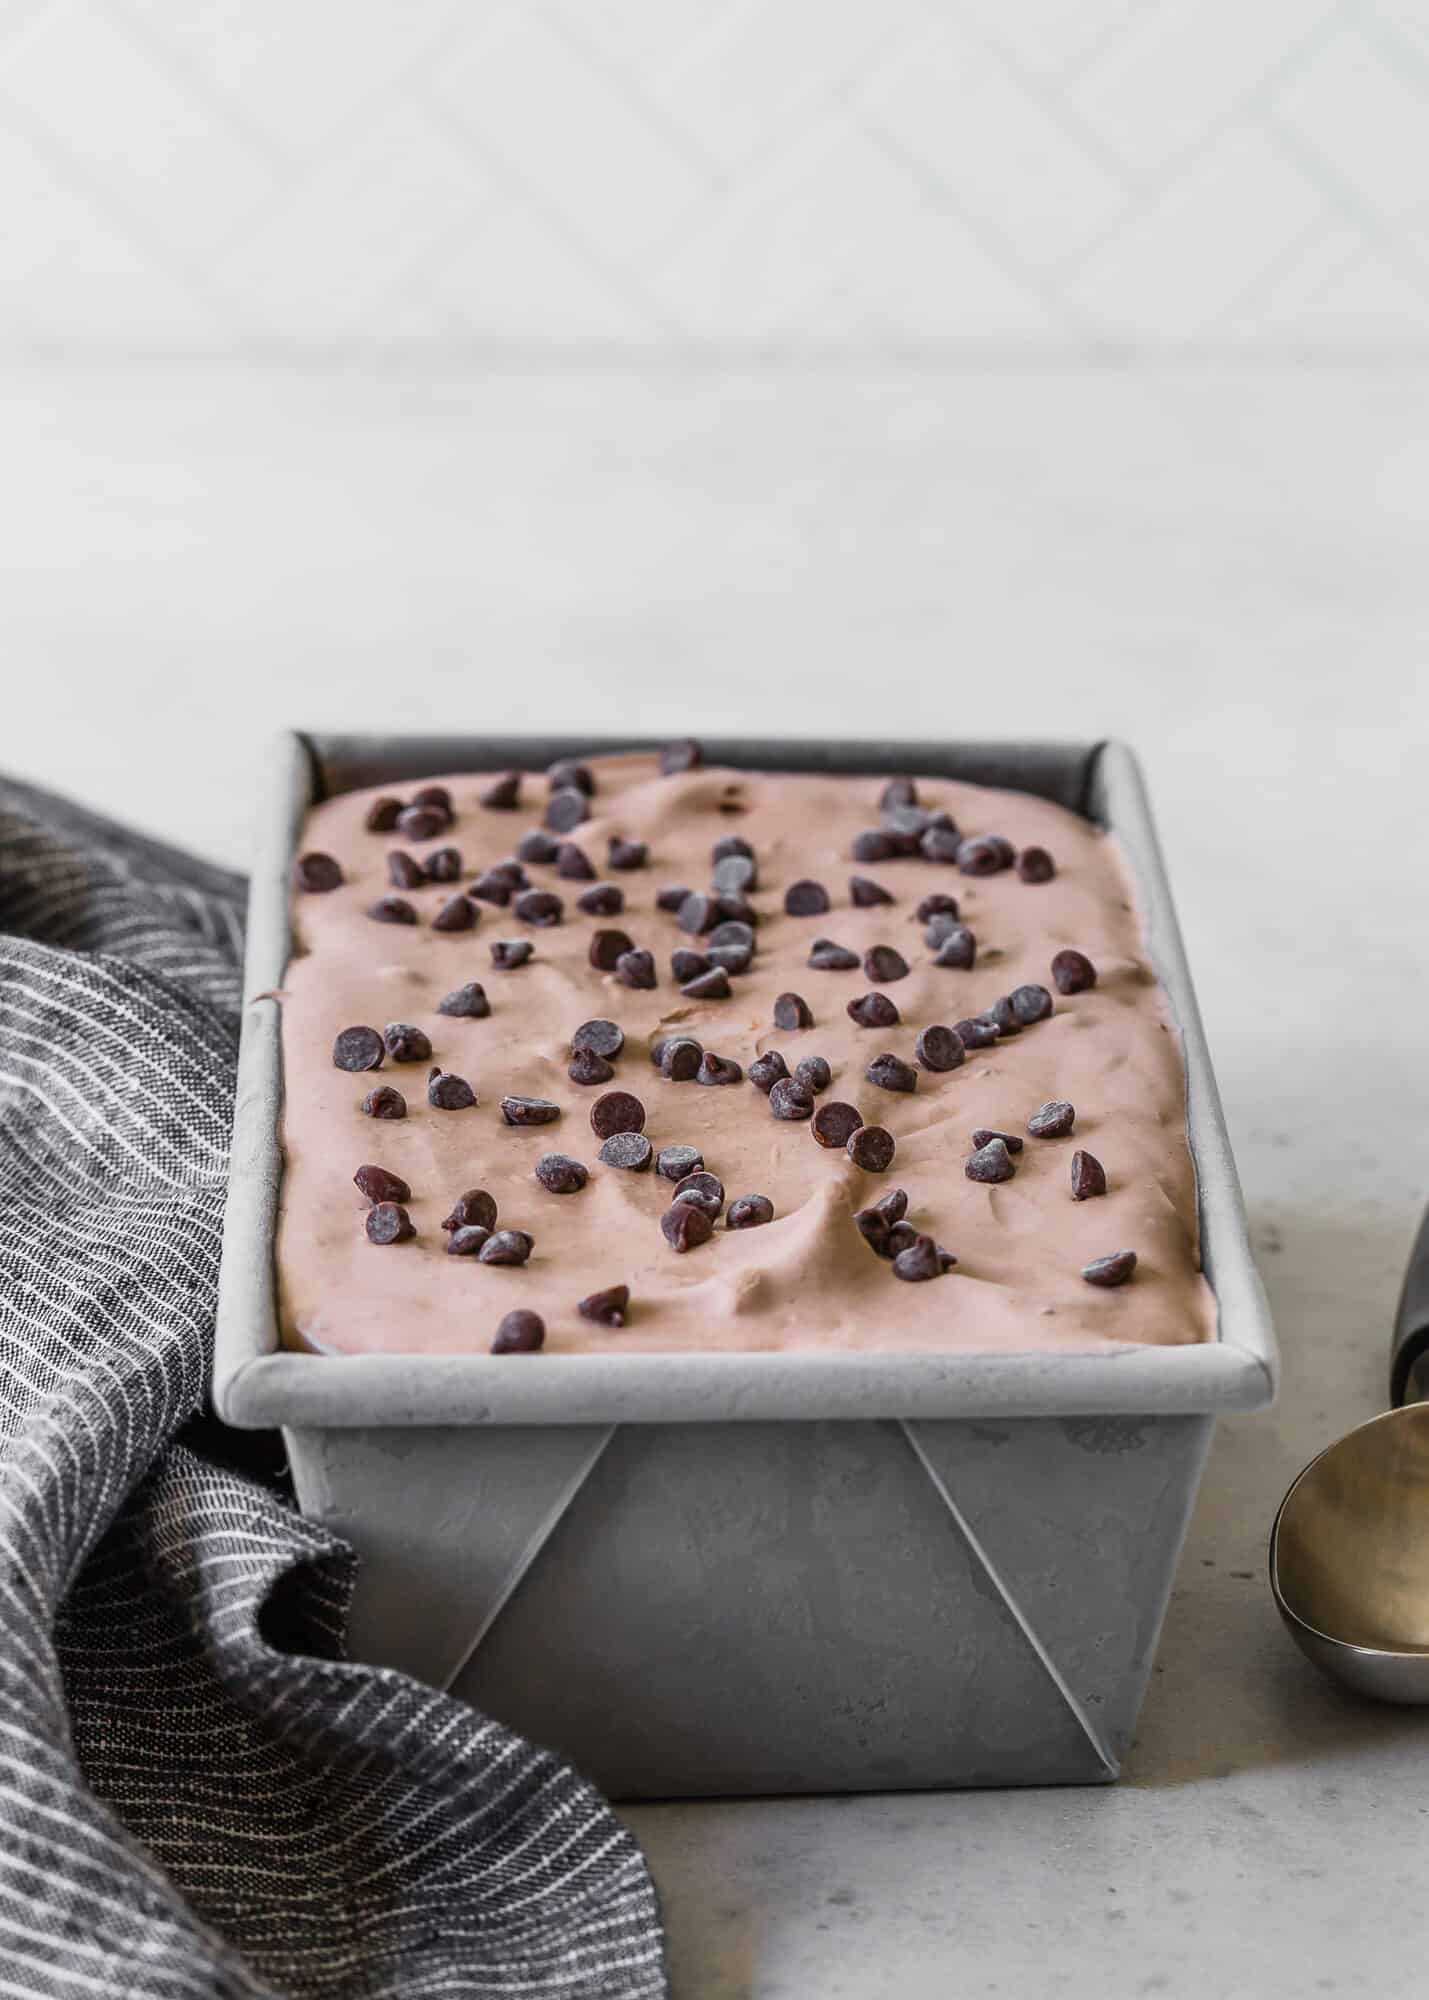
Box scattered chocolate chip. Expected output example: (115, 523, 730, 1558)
(711, 835, 754, 865)
(726, 1194, 774, 1229)
(426, 847, 462, 883)
(412, 786, 454, 819)
(576, 886, 624, 922)
(556, 843, 596, 881)
(854, 1210, 891, 1255)
(989, 997, 1023, 1037)
(501, 1095, 560, 1127)
(784, 879, 831, 917)
(773, 991, 813, 1030)
(712, 853, 757, 896)
(536, 1153, 588, 1193)
(1018, 846, 1055, 884)
(879, 777, 918, 812)
(333, 1025, 384, 1072)
(769, 1077, 814, 1121)
(794, 1054, 831, 1094)
(589, 928, 634, 971)
(847, 1125, 895, 1172)
(809, 938, 861, 972)
(1052, 949, 1097, 995)
(661, 1203, 713, 1252)
(545, 788, 589, 833)
(568, 1048, 615, 1085)
(812, 1100, 863, 1149)
(661, 1038, 704, 1082)
(442, 1190, 498, 1234)
(696, 1052, 742, 1086)
(1071, 1150, 1107, 1200)
(657, 884, 693, 913)
(567, 1019, 621, 1061)
(492, 1308, 544, 1351)
(489, 860, 528, 888)
(920, 826, 963, 863)
(479, 1230, 534, 1267)
(957, 836, 1007, 876)
(547, 759, 594, 797)
(353, 1164, 411, 1205)
(294, 851, 342, 892)
(918, 893, 960, 923)
(396, 805, 446, 842)
(368, 896, 418, 925)
(578, 1284, 629, 1326)
(469, 870, 513, 906)
(514, 888, 562, 927)
(447, 1225, 492, 1257)
(429, 1070, 477, 1110)
(433, 894, 477, 933)
(676, 891, 717, 936)
(923, 911, 961, 944)
(881, 807, 930, 853)
(987, 835, 1016, 867)
(608, 837, 649, 871)
(480, 773, 522, 811)
(966, 1138, 1015, 1183)
(616, 948, 658, 990)
(657, 1144, 703, 1181)
(852, 829, 898, 863)
(682, 967, 731, 1001)
(708, 918, 756, 951)
(1083, 1250, 1136, 1288)
(671, 948, 710, 984)
(915, 1025, 965, 1072)
(866, 1053, 917, 1094)
(711, 945, 755, 981)
(599, 1131, 653, 1172)
(847, 992, 900, 1029)
(893, 1235, 955, 1282)
(954, 1015, 1000, 1050)
(971, 1128, 1023, 1154)
(932, 926, 977, 970)
(672, 1171, 724, 1217)
(361, 1085, 406, 1119)
(366, 1201, 414, 1245)
(590, 1090, 645, 1139)
(849, 875, 894, 908)
(1028, 1099, 1075, 1139)
(863, 946, 909, 984)
(365, 796, 402, 832)
(1008, 983, 1053, 1026)
(660, 739, 703, 775)
(382, 1022, 432, 1064)
(438, 982, 490, 1018)
(749, 1050, 790, 1094)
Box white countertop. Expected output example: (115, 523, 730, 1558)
(5, 362, 1427, 1998)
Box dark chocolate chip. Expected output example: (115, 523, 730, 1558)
(847, 992, 900, 1029)
(657, 884, 694, 912)
(849, 875, 894, 908)
(383, 1022, 432, 1063)
(589, 928, 634, 971)
(480, 773, 522, 811)
(672, 1170, 724, 1217)
(490, 938, 533, 970)
(881, 805, 930, 847)
(784, 879, 830, 917)
(608, 837, 649, 871)
(954, 1015, 1000, 1050)
(852, 829, 899, 863)
(932, 926, 977, 970)
(1071, 1150, 1107, 1199)
(547, 759, 594, 797)
(469, 870, 513, 906)
(570, 1019, 623, 1060)
(794, 1055, 831, 1094)
(442, 1189, 498, 1233)
(866, 1053, 917, 1094)
(295, 851, 342, 892)
(915, 1024, 965, 1072)
(676, 891, 717, 935)
(710, 835, 754, 864)
(879, 777, 918, 811)
(365, 1201, 414, 1245)
(426, 847, 462, 883)
(412, 786, 453, 818)
(917, 893, 960, 923)
(696, 1052, 743, 1086)
(893, 1234, 954, 1282)
(660, 739, 703, 775)
(971, 1128, 1024, 1154)
(490, 860, 528, 888)
(545, 788, 589, 833)
(1007, 983, 1053, 1026)
(709, 943, 754, 978)
(989, 997, 1022, 1037)
(361, 1085, 407, 1119)
(749, 1050, 789, 1094)
(769, 1077, 814, 1121)
(364, 796, 402, 832)
(447, 1225, 492, 1257)
(556, 843, 596, 881)
(966, 1138, 1015, 1183)
(578, 1284, 629, 1326)
(809, 938, 861, 972)
(396, 805, 447, 842)
(590, 1090, 645, 1138)
(387, 850, 427, 890)
(368, 896, 418, 925)
(433, 894, 478, 933)
(707, 918, 756, 952)
(354, 1164, 411, 1204)
(616, 949, 658, 991)
(812, 1100, 863, 1149)
(657, 1143, 704, 1181)
(492, 1308, 544, 1351)
(671, 948, 710, 984)
(333, 1025, 384, 1072)
(599, 1131, 653, 1171)
(711, 853, 757, 896)
(682, 967, 731, 1001)
(661, 1203, 713, 1253)
(577, 883, 625, 916)
(958, 836, 1011, 876)
(874, 1189, 908, 1225)
(920, 826, 963, 863)
(1018, 846, 1056, 884)
(863, 946, 909, 984)
(661, 1038, 704, 1082)
(568, 1048, 615, 1085)
(1028, 1099, 1076, 1139)
(923, 911, 960, 944)
(536, 1152, 588, 1193)
(429, 1070, 477, 1110)
(854, 1208, 891, 1255)
(514, 888, 563, 927)
(847, 1125, 895, 1172)
(501, 1095, 561, 1126)
(773, 991, 813, 1030)
(1083, 1250, 1137, 1288)
(726, 1194, 774, 1229)
(438, 981, 489, 1018)
(479, 1229, 534, 1266)
(1052, 949, 1097, 995)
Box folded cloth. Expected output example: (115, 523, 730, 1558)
(0, 778, 666, 1999)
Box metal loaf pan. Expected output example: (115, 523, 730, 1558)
(214, 734, 1276, 1799)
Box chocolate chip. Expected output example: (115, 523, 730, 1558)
(989, 997, 1022, 1037)
(784, 879, 830, 917)
(578, 1284, 629, 1326)
(599, 1131, 652, 1172)
(915, 1025, 965, 1072)
(966, 1138, 1015, 1183)
(794, 1055, 831, 1094)
(590, 1090, 645, 1139)
(412, 786, 454, 819)
(769, 1077, 814, 1121)
(1071, 1151, 1107, 1200)
(879, 777, 918, 812)
(773, 991, 813, 1030)
(893, 1235, 955, 1282)
(711, 834, 754, 865)
(847, 992, 900, 1029)
(847, 1125, 895, 1172)
(514, 888, 562, 927)
(696, 1052, 742, 1086)
(866, 1053, 917, 1094)
(479, 1230, 534, 1267)
(469, 871, 513, 906)
(660, 739, 703, 775)
(361, 1085, 406, 1119)
(295, 851, 342, 892)
(672, 1171, 723, 1216)
(396, 806, 446, 842)
(812, 1100, 863, 1148)
(501, 1095, 561, 1127)
(852, 829, 898, 864)
(1051, 949, 1097, 995)
(353, 1164, 410, 1205)
(442, 1190, 498, 1234)
(849, 875, 894, 908)
(708, 918, 756, 952)
(809, 938, 861, 972)
(872, 1189, 907, 1226)
(863, 946, 909, 984)
(545, 788, 589, 833)
(608, 837, 648, 871)
(727, 1194, 774, 1229)
(854, 1208, 891, 1255)
(616, 949, 658, 991)
(490, 938, 533, 970)
(480, 773, 522, 811)
(588, 928, 633, 971)
(368, 896, 418, 925)
(881, 807, 930, 852)
(671, 948, 710, 984)
(661, 1203, 713, 1253)
(447, 1225, 492, 1257)
(382, 1022, 432, 1063)
(657, 1143, 703, 1181)
(661, 1038, 704, 1082)
(954, 1015, 1000, 1050)
(365, 796, 402, 832)
(547, 759, 594, 797)
(971, 1128, 1023, 1154)
(958, 836, 1011, 876)
(536, 1153, 588, 1193)
(1008, 984, 1053, 1027)
(682, 967, 731, 1001)
(657, 884, 693, 913)
(333, 1025, 384, 1072)
(366, 1202, 414, 1245)
(676, 892, 717, 936)
(923, 911, 960, 945)
(707, 946, 752, 981)
(918, 893, 960, 923)
(920, 826, 963, 863)
(1028, 1099, 1075, 1139)
(568, 1048, 614, 1085)
(489, 860, 528, 888)
(425, 847, 462, 883)
(1083, 1250, 1136, 1288)
(1018, 846, 1055, 884)
(433, 894, 478, 933)
(429, 1070, 477, 1110)
(749, 1050, 789, 1094)
(438, 982, 489, 1019)
(556, 843, 596, 881)
(577, 884, 624, 917)
(492, 1308, 544, 1351)
(712, 853, 757, 896)
(932, 926, 977, 970)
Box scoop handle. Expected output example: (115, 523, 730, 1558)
(1390, 1203, 1429, 1406)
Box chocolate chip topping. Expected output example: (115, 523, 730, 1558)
(954, 1015, 1000, 1050)
(442, 1189, 498, 1234)
(535, 1152, 588, 1193)
(545, 788, 589, 833)
(589, 1090, 645, 1138)
(676, 892, 717, 936)
(809, 938, 861, 972)
(617, 949, 659, 990)
(847, 992, 900, 1029)
(879, 777, 918, 812)
(1009, 983, 1054, 1025)
(396, 805, 447, 843)
(433, 893, 477, 934)
(920, 826, 963, 863)
(491, 939, 534, 970)
(696, 1052, 743, 1086)
(295, 851, 342, 892)
(492, 1308, 545, 1352)
(365, 1202, 414, 1245)
(571, 1018, 624, 1060)
(446, 1225, 492, 1257)
(479, 1230, 534, 1267)
(353, 1164, 411, 1205)
(682, 966, 731, 1001)
(608, 837, 649, 871)
(672, 1171, 724, 1218)
(589, 928, 634, 971)
(367, 896, 418, 926)
(988, 998, 1022, 1037)
(917, 893, 960, 924)
(364, 796, 402, 832)
(657, 884, 693, 913)
(661, 1203, 713, 1253)
(577, 883, 625, 916)
(501, 1095, 561, 1126)
(915, 1024, 965, 1072)
(932, 927, 977, 971)
(893, 1235, 955, 1282)
(412, 786, 454, 818)
(711, 834, 754, 864)
(1028, 1099, 1076, 1139)
(656, 1143, 704, 1181)
(1071, 1150, 1107, 1200)
(578, 1284, 630, 1326)
(769, 1077, 814, 1121)
(958, 835, 1013, 876)
(966, 1138, 1015, 1183)
(480, 773, 522, 811)
(784, 879, 830, 917)
(851, 830, 898, 864)
(748, 1050, 789, 1094)
(568, 1048, 615, 1085)
(773, 991, 813, 1030)
(1083, 1250, 1137, 1288)
(847, 1125, 895, 1172)
(599, 1131, 653, 1171)
(971, 1128, 1024, 1154)
(438, 983, 490, 1021)
(712, 853, 757, 896)
(361, 1085, 406, 1119)
(429, 1070, 477, 1111)
(1051, 949, 1097, 995)
(1018, 846, 1055, 883)
(726, 1194, 774, 1229)
(426, 847, 462, 883)
(660, 739, 703, 775)
(333, 1025, 384, 1072)
(863, 946, 909, 985)
(469, 871, 513, 906)
(661, 1038, 704, 1082)
(812, 1100, 863, 1149)
(849, 875, 894, 908)
(514, 888, 563, 927)
(382, 1022, 432, 1063)
(708, 917, 756, 951)
(671, 948, 710, 985)
(794, 1055, 831, 1095)
(866, 1053, 917, 1095)
(548, 758, 595, 797)
(556, 843, 596, 881)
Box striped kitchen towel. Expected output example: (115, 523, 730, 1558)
(0, 776, 666, 1998)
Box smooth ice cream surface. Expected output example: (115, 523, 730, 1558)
(277, 754, 1217, 1357)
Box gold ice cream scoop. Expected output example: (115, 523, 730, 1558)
(1270, 1207, 1429, 1702)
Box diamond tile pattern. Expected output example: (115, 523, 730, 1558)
(1, 0, 1426, 349)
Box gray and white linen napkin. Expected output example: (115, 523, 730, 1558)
(0, 776, 666, 1998)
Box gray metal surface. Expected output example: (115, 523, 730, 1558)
(214, 733, 1276, 1797)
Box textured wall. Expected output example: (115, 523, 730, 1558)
(2, 0, 1428, 352)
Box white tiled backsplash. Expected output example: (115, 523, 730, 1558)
(3, 0, 1429, 352)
